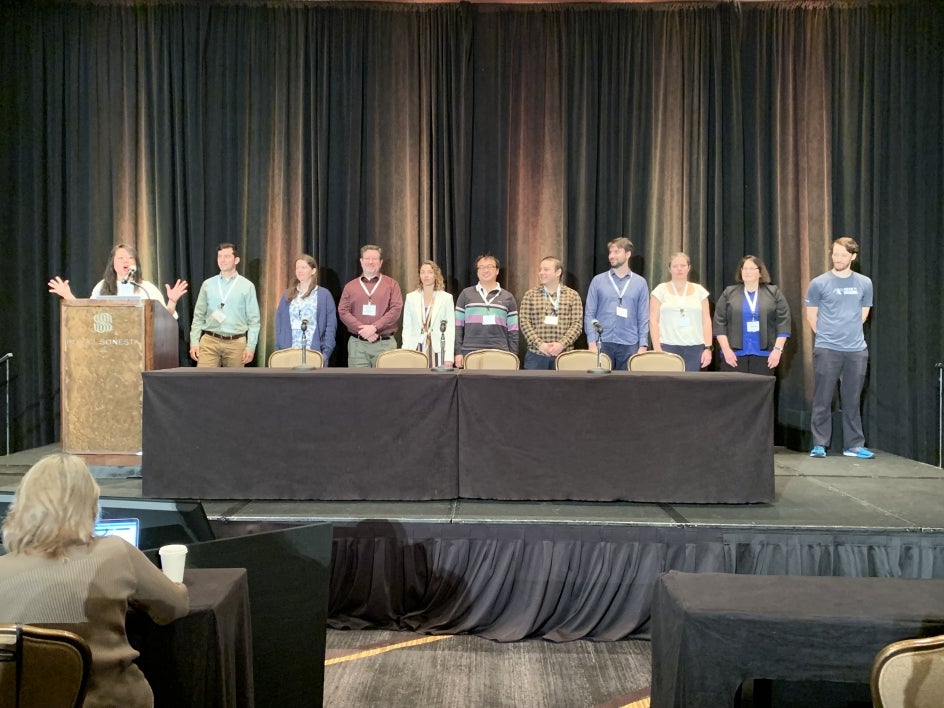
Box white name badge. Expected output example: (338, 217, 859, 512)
(211, 309, 226, 324)
(676, 315, 691, 328)
(544, 315, 559, 326)
(482, 315, 497, 326)
(362, 303, 377, 317)
(616, 306, 628, 319)
(746, 320, 760, 332)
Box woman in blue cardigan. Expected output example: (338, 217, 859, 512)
(713, 255, 791, 375)
(274, 255, 337, 363)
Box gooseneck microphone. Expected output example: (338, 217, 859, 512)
(121, 266, 137, 285)
(589, 319, 609, 374)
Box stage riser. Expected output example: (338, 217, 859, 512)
(210, 519, 944, 641)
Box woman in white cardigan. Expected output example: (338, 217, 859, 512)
(401, 260, 455, 367)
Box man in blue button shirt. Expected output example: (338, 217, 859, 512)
(584, 237, 650, 371)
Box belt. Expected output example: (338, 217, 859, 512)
(353, 335, 392, 342)
(202, 330, 247, 341)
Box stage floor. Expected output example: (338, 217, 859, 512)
(2, 445, 942, 534)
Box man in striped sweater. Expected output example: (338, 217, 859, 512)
(454, 253, 519, 368)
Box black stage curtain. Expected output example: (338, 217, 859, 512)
(328, 523, 944, 641)
(1, 1, 942, 462)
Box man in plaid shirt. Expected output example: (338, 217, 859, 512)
(519, 257, 584, 369)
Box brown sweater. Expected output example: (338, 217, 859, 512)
(0, 535, 189, 707)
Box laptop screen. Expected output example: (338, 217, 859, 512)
(94, 518, 140, 547)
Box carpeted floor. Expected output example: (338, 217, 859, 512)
(323, 629, 652, 708)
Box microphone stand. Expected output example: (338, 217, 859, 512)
(937, 362, 943, 469)
(1, 353, 11, 455)
(432, 320, 451, 372)
(294, 321, 316, 370)
(588, 326, 610, 374)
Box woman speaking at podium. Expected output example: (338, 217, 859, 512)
(48, 243, 188, 318)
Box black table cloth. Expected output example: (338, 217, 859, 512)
(650, 571, 944, 707)
(456, 370, 773, 502)
(143, 368, 773, 503)
(129, 567, 254, 708)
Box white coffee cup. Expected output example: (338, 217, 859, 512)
(158, 544, 188, 583)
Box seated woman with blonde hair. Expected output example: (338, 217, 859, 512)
(0, 453, 189, 707)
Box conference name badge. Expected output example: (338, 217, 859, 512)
(544, 315, 559, 326)
(616, 306, 628, 318)
(211, 309, 226, 324)
(482, 315, 497, 326)
(362, 303, 377, 317)
(746, 321, 760, 333)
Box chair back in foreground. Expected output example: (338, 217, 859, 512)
(871, 633, 944, 708)
(374, 349, 430, 369)
(554, 349, 612, 371)
(627, 351, 685, 372)
(463, 349, 520, 370)
(268, 348, 324, 369)
(0, 624, 92, 708)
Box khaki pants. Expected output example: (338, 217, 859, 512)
(347, 336, 396, 368)
(198, 333, 247, 367)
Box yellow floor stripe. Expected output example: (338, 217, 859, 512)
(325, 635, 453, 666)
(620, 699, 650, 708)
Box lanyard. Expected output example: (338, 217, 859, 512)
(359, 276, 381, 302)
(745, 289, 759, 320)
(217, 274, 239, 308)
(543, 285, 561, 313)
(669, 281, 689, 315)
(477, 285, 501, 309)
(609, 272, 631, 304)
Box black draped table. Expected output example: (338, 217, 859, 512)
(143, 368, 773, 503)
(129, 567, 253, 708)
(650, 571, 944, 707)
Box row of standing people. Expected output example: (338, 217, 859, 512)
(324, 238, 793, 374)
(47, 239, 789, 373)
(47, 237, 873, 456)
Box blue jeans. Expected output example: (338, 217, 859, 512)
(811, 347, 869, 449)
(601, 342, 635, 372)
(661, 344, 704, 372)
(523, 351, 556, 370)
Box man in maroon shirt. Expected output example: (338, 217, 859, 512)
(338, 244, 404, 367)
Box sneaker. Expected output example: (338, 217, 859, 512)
(810, 445, 826, 458)
(843, 447, 875, 459)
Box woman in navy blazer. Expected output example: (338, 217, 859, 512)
(712, 255, 791, 375)
(274, 254, 337, 362)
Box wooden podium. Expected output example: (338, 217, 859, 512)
(60, 299, 179, 465)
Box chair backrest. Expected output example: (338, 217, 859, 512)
(463, 349, 520, 370)
(554, 349, 612, 371)
(871, 633, 944, 708)
(267, 348, 324, 369)
(627, 351, 685, 372)
(0, 624, 92, 708)
(374, 349, 430, 369)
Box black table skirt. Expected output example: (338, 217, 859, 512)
(143, 368, 773, 503)
(129, 567, 253, 708)
(650, 571, 944, 707)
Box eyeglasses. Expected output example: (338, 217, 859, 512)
(742, 266, 760, 271)
(477, 265, 497, 271)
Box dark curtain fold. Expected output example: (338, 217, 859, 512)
(328, 522, 727, 641)
(1, 0, 942, 463)
(327, 523, 944, 641)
